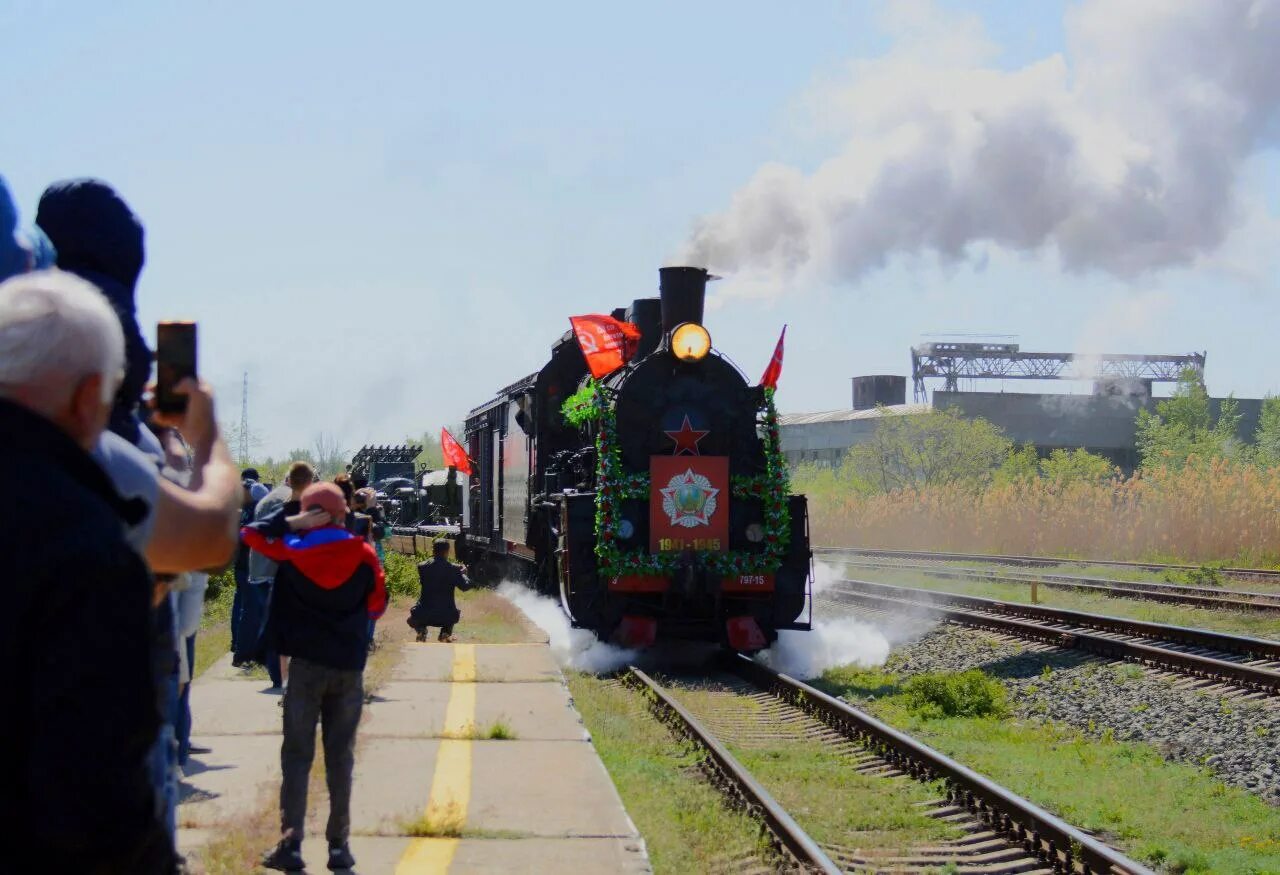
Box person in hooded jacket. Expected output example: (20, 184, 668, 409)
(1, 174, 58, 283)
(36, 178, 152, 445)
(241, 482, 387, 872)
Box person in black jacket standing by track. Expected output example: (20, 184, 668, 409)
(409, 540, 472, 643)
(242, 482, 387, 873)
(0, 270, 178, 873)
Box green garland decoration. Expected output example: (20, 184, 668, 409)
(560, 379, 602, 427)
(592, 386, 791, 579)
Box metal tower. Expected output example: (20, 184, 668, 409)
(910, 343, 1205, 401)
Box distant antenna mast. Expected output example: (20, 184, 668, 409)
(238, 371, 250, 463)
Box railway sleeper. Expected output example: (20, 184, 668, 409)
(728, 657, 1153, 875)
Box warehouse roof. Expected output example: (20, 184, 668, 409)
(778, 404, 930, 426)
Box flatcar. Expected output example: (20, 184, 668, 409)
(457, 266, 812, 651)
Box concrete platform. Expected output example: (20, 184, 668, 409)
(178, 733, 279, 828)
(392, 642, 561, 683)
(179, 635, 648, 873)
(282, 836, 650, 874)
(367, 680, 588, 741)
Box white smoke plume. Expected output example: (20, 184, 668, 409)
(760, 617, 892, 679)
(496, 582, 639, 674)
(681, 1, 1280, 293)
(758, 561, 893, 678)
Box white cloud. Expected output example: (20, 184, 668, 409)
(681, 0, 1280, 301)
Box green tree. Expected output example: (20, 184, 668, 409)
(1254, 396, 1280, 468)
(409, 430, 445, 470)
(993, 443, 1039, 486)
(311, 432, 347, 479)
(1038, 448, 1116, 486)
(1135, 369, 1242, 471)
(847, 408, 1012, 493)
(790, 460, 873, 503)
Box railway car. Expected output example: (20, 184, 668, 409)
(456, 266, 812, 652)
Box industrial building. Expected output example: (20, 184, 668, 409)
(780, 343, 1261, 471)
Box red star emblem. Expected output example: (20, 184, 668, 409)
(665, 415, 709, 455)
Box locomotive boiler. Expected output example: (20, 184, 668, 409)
(458, 266, 812, 651)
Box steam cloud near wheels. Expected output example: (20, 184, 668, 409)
(680, 0, 1280, 293)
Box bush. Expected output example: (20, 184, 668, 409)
(903, 670, 1008, 719)
(384, 551, 424, 599)
(205, 566, 234, 603)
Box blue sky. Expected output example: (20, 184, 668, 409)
(2, 1, 1275, 458)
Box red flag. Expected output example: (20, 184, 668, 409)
(441, 427, 472, 475)
(760, 325, 786, 389)
(569, 314, 642, 379)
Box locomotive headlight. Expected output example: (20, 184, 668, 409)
(745, 523, 765, 543)
(670, 322, 711, 362)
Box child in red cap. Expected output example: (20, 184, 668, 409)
(241, 481, 386, 872)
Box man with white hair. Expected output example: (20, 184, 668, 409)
(0, 270, 179, 873)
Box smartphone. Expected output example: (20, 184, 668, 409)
(155, 321, 197, 414)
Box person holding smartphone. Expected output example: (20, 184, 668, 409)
(0, 270, 181, 874)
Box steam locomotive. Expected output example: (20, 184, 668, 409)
(457, 266, 812, 651)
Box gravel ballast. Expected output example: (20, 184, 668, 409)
(828, 608, 1280, 804)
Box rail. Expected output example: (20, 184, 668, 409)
(624, 668, 841, 874)
(829, 579, 1280, 694)
(833, 557, 1280, 613)
(730, 656, 1154, 875)
(815, 546, 1280, 583)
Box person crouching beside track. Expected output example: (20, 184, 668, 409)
(409, 539, 473, 643)
(241, 482, 387, 873)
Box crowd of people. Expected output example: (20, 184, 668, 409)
(0, 174, 393, 873)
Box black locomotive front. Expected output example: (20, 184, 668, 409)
(459, 266, 811, 651)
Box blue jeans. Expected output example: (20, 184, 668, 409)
(238, 581, 281, 687)
(176, 633, 196, 764)
(149, 667, 179, 841)
(231, 567, 247, 654)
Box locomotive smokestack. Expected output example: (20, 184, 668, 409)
(658, 266, 708, 334)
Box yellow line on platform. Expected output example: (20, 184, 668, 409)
(397, 838, 459, 873)
(396, 644, 476, 874)
(450, 643, 477, 683)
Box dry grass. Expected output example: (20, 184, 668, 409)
(457, 587, 544, 643)
(190, 783, 282, 875)
(401, 802, 466, 838)
(440, 717, 519, 740)
(364, 599, 416, 697)
(811, 459, 1280, 565)
(192, 621, 230, 680)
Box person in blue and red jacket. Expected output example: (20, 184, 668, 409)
(241, 481, 386, 873)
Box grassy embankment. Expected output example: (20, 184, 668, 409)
(667, 683, 957, 851)
(569, 672, 959, 873)
(802, 459, 1280, 567)
(839, 563, 1280, 640)
(814, 666, 1280, 874)
(567, 674, 772, 873)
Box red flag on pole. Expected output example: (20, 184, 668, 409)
(760, 325, 786, 389)
(569, 314, 642, 379)
(441, 427, 472, 475)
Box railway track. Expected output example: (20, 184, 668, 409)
(829, 578, 1280, 696)
(830, 555, 1280, 613)
(627, 659, 1150, 874)
(815, 546, 1280, 585)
